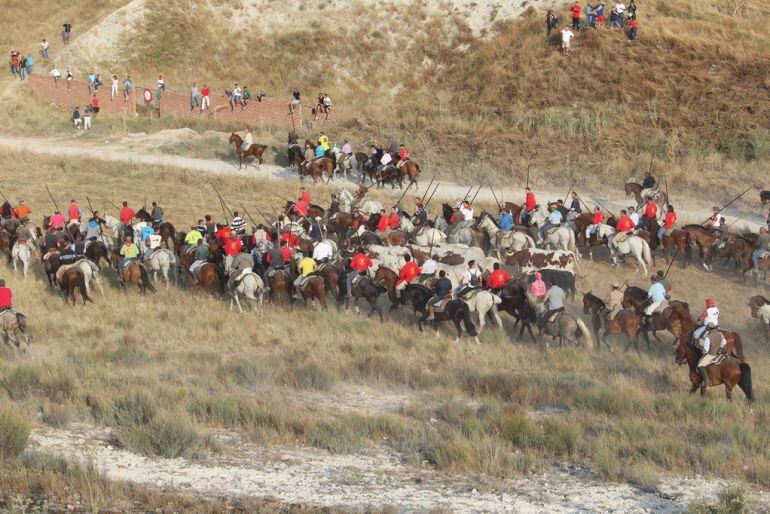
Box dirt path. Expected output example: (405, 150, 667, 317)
(0, 134, 765, 232)
(29, 422, 733, 513)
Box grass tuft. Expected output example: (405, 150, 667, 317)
(0, 408, 31, 458)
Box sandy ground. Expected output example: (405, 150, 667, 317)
(0, 133, 766, 234)
(29, 421, 749, 513)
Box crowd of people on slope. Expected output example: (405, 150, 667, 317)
(548, 1, 640, 56)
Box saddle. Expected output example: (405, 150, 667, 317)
(428, 295, 452, 313)
(351, 275, 367, 288)
(546, 311, 563, 324)
(459, 287, 481, 300)
(297, 275, 314, 289)
(268, 268, 289, 279)
(232, 269, 257, 286)
(42, 249, 59, 261)
(55, 263, 77, 283)
(546, 226, 561, 236)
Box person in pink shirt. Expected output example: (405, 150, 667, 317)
(49, 210, 65, 230)
(530, 271, 547, 300)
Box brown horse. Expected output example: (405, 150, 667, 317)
(582, 292, 643, 351)
(179, 249, 222, 295)
(110, 252, 155, 294)
(681, 224, 718, 270)
(314, 263, 344, 306)
(668, 301, 746, 362)
(625, 182, 667, 210)
(297, 275, 327, 308)
(713, 235, 753, 272)
(0, 230, 13, 264)
(640, 217, 690, 267)
(392, 157, 421, 189)
(300, 157, 335, 184)
(675, 340, 753, 402)
(58, 266, 92, 305)
(742, 245, 770, 284)
(84, 241, 110, 269)
(268, 269, 292, 306)
(749, 295, 769, 342)
(229, 133, 267, 170)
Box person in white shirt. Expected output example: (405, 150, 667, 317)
(377, 152, 392, 174)
(40, 39, 49, 61)
(241, 129, 253, 152)
(561, 27, 574, 56)
(628, 206, 640, 227)
(457, 201, 474, 228)
(50, 67, 61, 88)
(614, 2, 626, 27)
(693, 298, 719, 341)
(111, 74, 119, 100)
(457, 260, 483, 295)
(312, 240, 333, 264)
(419, 254, 438, 281)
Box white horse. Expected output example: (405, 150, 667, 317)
(146, 248, 178, 287)
(11, 242, 33, 279)
(358, 199, 383, 216)
(476, 214, 536, 257)
(608, 234, 653, 275)
(230, 272, 266, 313)
(75, 259, 105, 297)
(585, 223, 616, 260)
(530, 207, 579, 261)
(0, 310, 30, 351)
(461, 289, 502, 333)
(337, 188, 354, 213)
(413, 227, 447, 246)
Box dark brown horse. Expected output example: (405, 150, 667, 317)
(582, 292, 643, 351)
(283, 201, 325, 220)
(675, 340, 753, 402)
(229, 133, 267, 170)
(314, 262, 344, 306)
(625, 182, 667, 211)
(668, 301, 746, 362)
(84, 241, 110, 269)
(347, 275, 385, 320)
(58, 266, 92, 305)
(297, 275, 327, 308)
(179, 249, 221, 295)
(640, 217, 690, 267)
(268, 269, 292, 306)
(749, 295, 770, 342)
(0, 230, 13, 264)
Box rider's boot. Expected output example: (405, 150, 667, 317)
(426, 305, 435, 321)
(698, 366, 709, 388)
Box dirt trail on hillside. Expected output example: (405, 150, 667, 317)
(29, 422, 736, 513)
(0, 135, 765, 232)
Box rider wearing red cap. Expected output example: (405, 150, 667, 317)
(693, 297, 719, 341)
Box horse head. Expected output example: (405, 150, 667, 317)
(674, 341, 689, 365)
(229, 133, 240, 145)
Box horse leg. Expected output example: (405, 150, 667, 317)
(725, 383, 734, 401)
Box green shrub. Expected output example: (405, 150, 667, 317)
(2, 364, 41, 400)
(0, 408, 30, 458)
(280, 362, 337, 391)
(541, 418, 580, 458)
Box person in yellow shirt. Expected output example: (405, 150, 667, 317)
(119, 235, 140, 270)
(184, 226, 203, 250)
(294, 255, 317, 297)
(318, 132, 330, 152)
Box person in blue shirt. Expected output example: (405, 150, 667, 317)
(644, 274, 667, 320)
(315, 144, 326, 159)
(26, 54, 34, 75)
(498, 209, 514, 231)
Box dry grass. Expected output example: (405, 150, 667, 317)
(0, 148, 768, 510)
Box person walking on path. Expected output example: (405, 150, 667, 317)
(18, 54, 27, 81)
(123, 75, 132, 101)
(83, 106, 92, 131)
(62, 20, 72, 44)
(190, 83, 200, 110)
(25, 53, 34, 75)
(40, 39, 49, 61)
(50, 66, 61, 88)
(156, 75, 165, 100)
(111, 74, 119, 99)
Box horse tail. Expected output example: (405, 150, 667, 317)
(76, 272, 92, 303)
(14, 312, 28, 333)
(523, 233, 537, 249)
(642, 239, 652, 267)
(738, 362, 754, 403)
(730, 332, 746, 362)
(575, 317, 594, 349)
(139, 266, 156, 294)
(461, 303, 478, 337)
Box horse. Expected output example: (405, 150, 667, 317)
(347, 275, 386, 320)
(667, 301, 746, 362)
(58, 266, 92, 305)
(640, 217, 690, 267)
(749, 295, 770, 342)
(392, 156, 421, 188)
(296, 275, 327, 309)
(460, 289, 502, 334)
(372, 266, 427, 315)
(267, 269, 292, 306)
(497, 280, 538, 343)
(476, 213, 536, 258)
(230, 272, 265, 313)
(301, 157, 335, 184)
(525, 294, 594, 348)
(607, 234, 652, 275)
(288, 144, 304, 169)
(229, 133, 267, 170)
(582, 292, 643, 351)
(675, 340, 753, 403)
(145, 248, 178, 287)
(401, 285, 479, 342)
(74, 259, 105, 297)
(0, 231, 15, 264)
(681, 224, 718, 270)
(625, 182, 667, 211)
(0, 310, 30, 352)
(760, 190, 770, 205)
(111, 253, 155, 295)
(84, 240, 111, 269)
(314, 262, 344, 307)
(412, 226, 447, 247)
(529, 207, 579, 259)
(11, 242, 33, 279)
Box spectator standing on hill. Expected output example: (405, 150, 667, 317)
(83, 105, 92, 130)
(62, 20, 72, 44)
(10, 51, 20, 77)
(571, 2, 581, 30)
(72, 106, 82, 129)
(627, 0, 637, 20)
(18, 54, 27, 81)
(545, 9, 558, 36)
(289, 86, 300, 114)
(94, 73, 103, 91)
(50, 66, 61, 87)
(232, 83, 242, 106)
(123, 75, 132, 101)
(615, 1, 626, 26)
(628, 18, 638, 40)
(26, 53, 34, 75)
(595, 2, 606, 27)
(561, 26, 575, 56)
(91, 94, 100, 114)
(156, 75, 165, 100)
(87, 70, 95, 94)
(40, 39, 49, 61)
(585, 2, 595, 29)
(111, 74, 119, 99)
(190, 83, 200, 110)
(65, 67, 73, 92)
(200, 85, 210, 112)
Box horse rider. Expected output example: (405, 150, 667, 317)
(387, 137, 399, 155)
(486, 262, 510, 295)
(353, 181, 368, 206)
(307, 216, 322, 243)
(530, 271, 547, 301)
(585, 206, 605, 242)
(395, 253, 420, 299)
(315, 142, 326, 161)
(48, 210, 66, 231)
(693, 297, 720, 342)
(119, 201, 136, 235)
(1, 200, 16, 220)
(419, 254, 438, 282)
(425, 270, 453, 321)
(346, 249, 373, 298)
(294, 252, 317, 297)
(118, 235, 139, 270)
(288, 131, 299, 148)
(150, 202, 164, 229)
(223, 231, 243, 269)
(640, 170, 656, 200)
(413, 198, 428, 228)
(397, 144, 412, 169)
(656, 270, 672, 297)
(67, 199, 82, 223)
(378, 150, 393, 173)
(539, 203, 563, 242)
(188, 238, 209, 278)
(299, 187, 311, 205)
(640, 195, 657, 228)
(520, 187, 537, 225)
(706, 206, 729, 250)
(318, 132, 330, 152)
(341, 139, 352, 158)
(628, 206, 640, 228)
(696, 322, 726, 388)
(302, 143, 315, 168)
(184, 224, 203, 251)
(456, 201, 474, 229)
(294, 196, 310, 218)
(15, 219, 36, 255)
(0, 279, 11, 313)
(264, 240, 292, 291)
(499, 208, 514, 231)
(204, 215, 217, 238)
(312, 238, 333, 265)
(84, 210, 106, 241)
(58, 239, 84, 267)
(15, 199, 31, 221)
(752, 226, 770, 274)
(231, 211, 246, 236)
(457, 260, 482, 297)
(611, 209, 635, 250)
(44, 228, 61, 252)
(603, 282, 624, 319)
(142, 231, 163, 262)
(567, 191, 582, 221)
(657, 204, 677, 242)
(643, 274, 667, 324)
(555, 199, 569, 219)
(240, 128, 253, 154)
(538, 278, 566, 332)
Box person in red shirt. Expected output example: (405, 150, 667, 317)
(200, 85, 210, 112)
(657, 205, 677, 242)
(521, 187, 536, 224)
(571, 2, 581, 30)
(376, 210, 389, 233)
(215, 225, 232, 245)
(0, 279, 12, 312)
(119, 201, 136, 228)
(486, 262, 510, 293)
(281, 231, 299, 248)
(643, 196, 658, 224)
(67, 199, 81, 222)
(346, 250, 373, 297)
(298, 187, 311, 205)
(584, 206, 606, 243)
(612, 209, 635, 249)
(395, 253, 420, 298)
(388, 208, 400, 230)
(397, 144, 412, 168)
(224, 233, 242, 256)
(294, 199, 309, 217)
(91, 94, 100, 113)
(628, 18, 638, 41)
